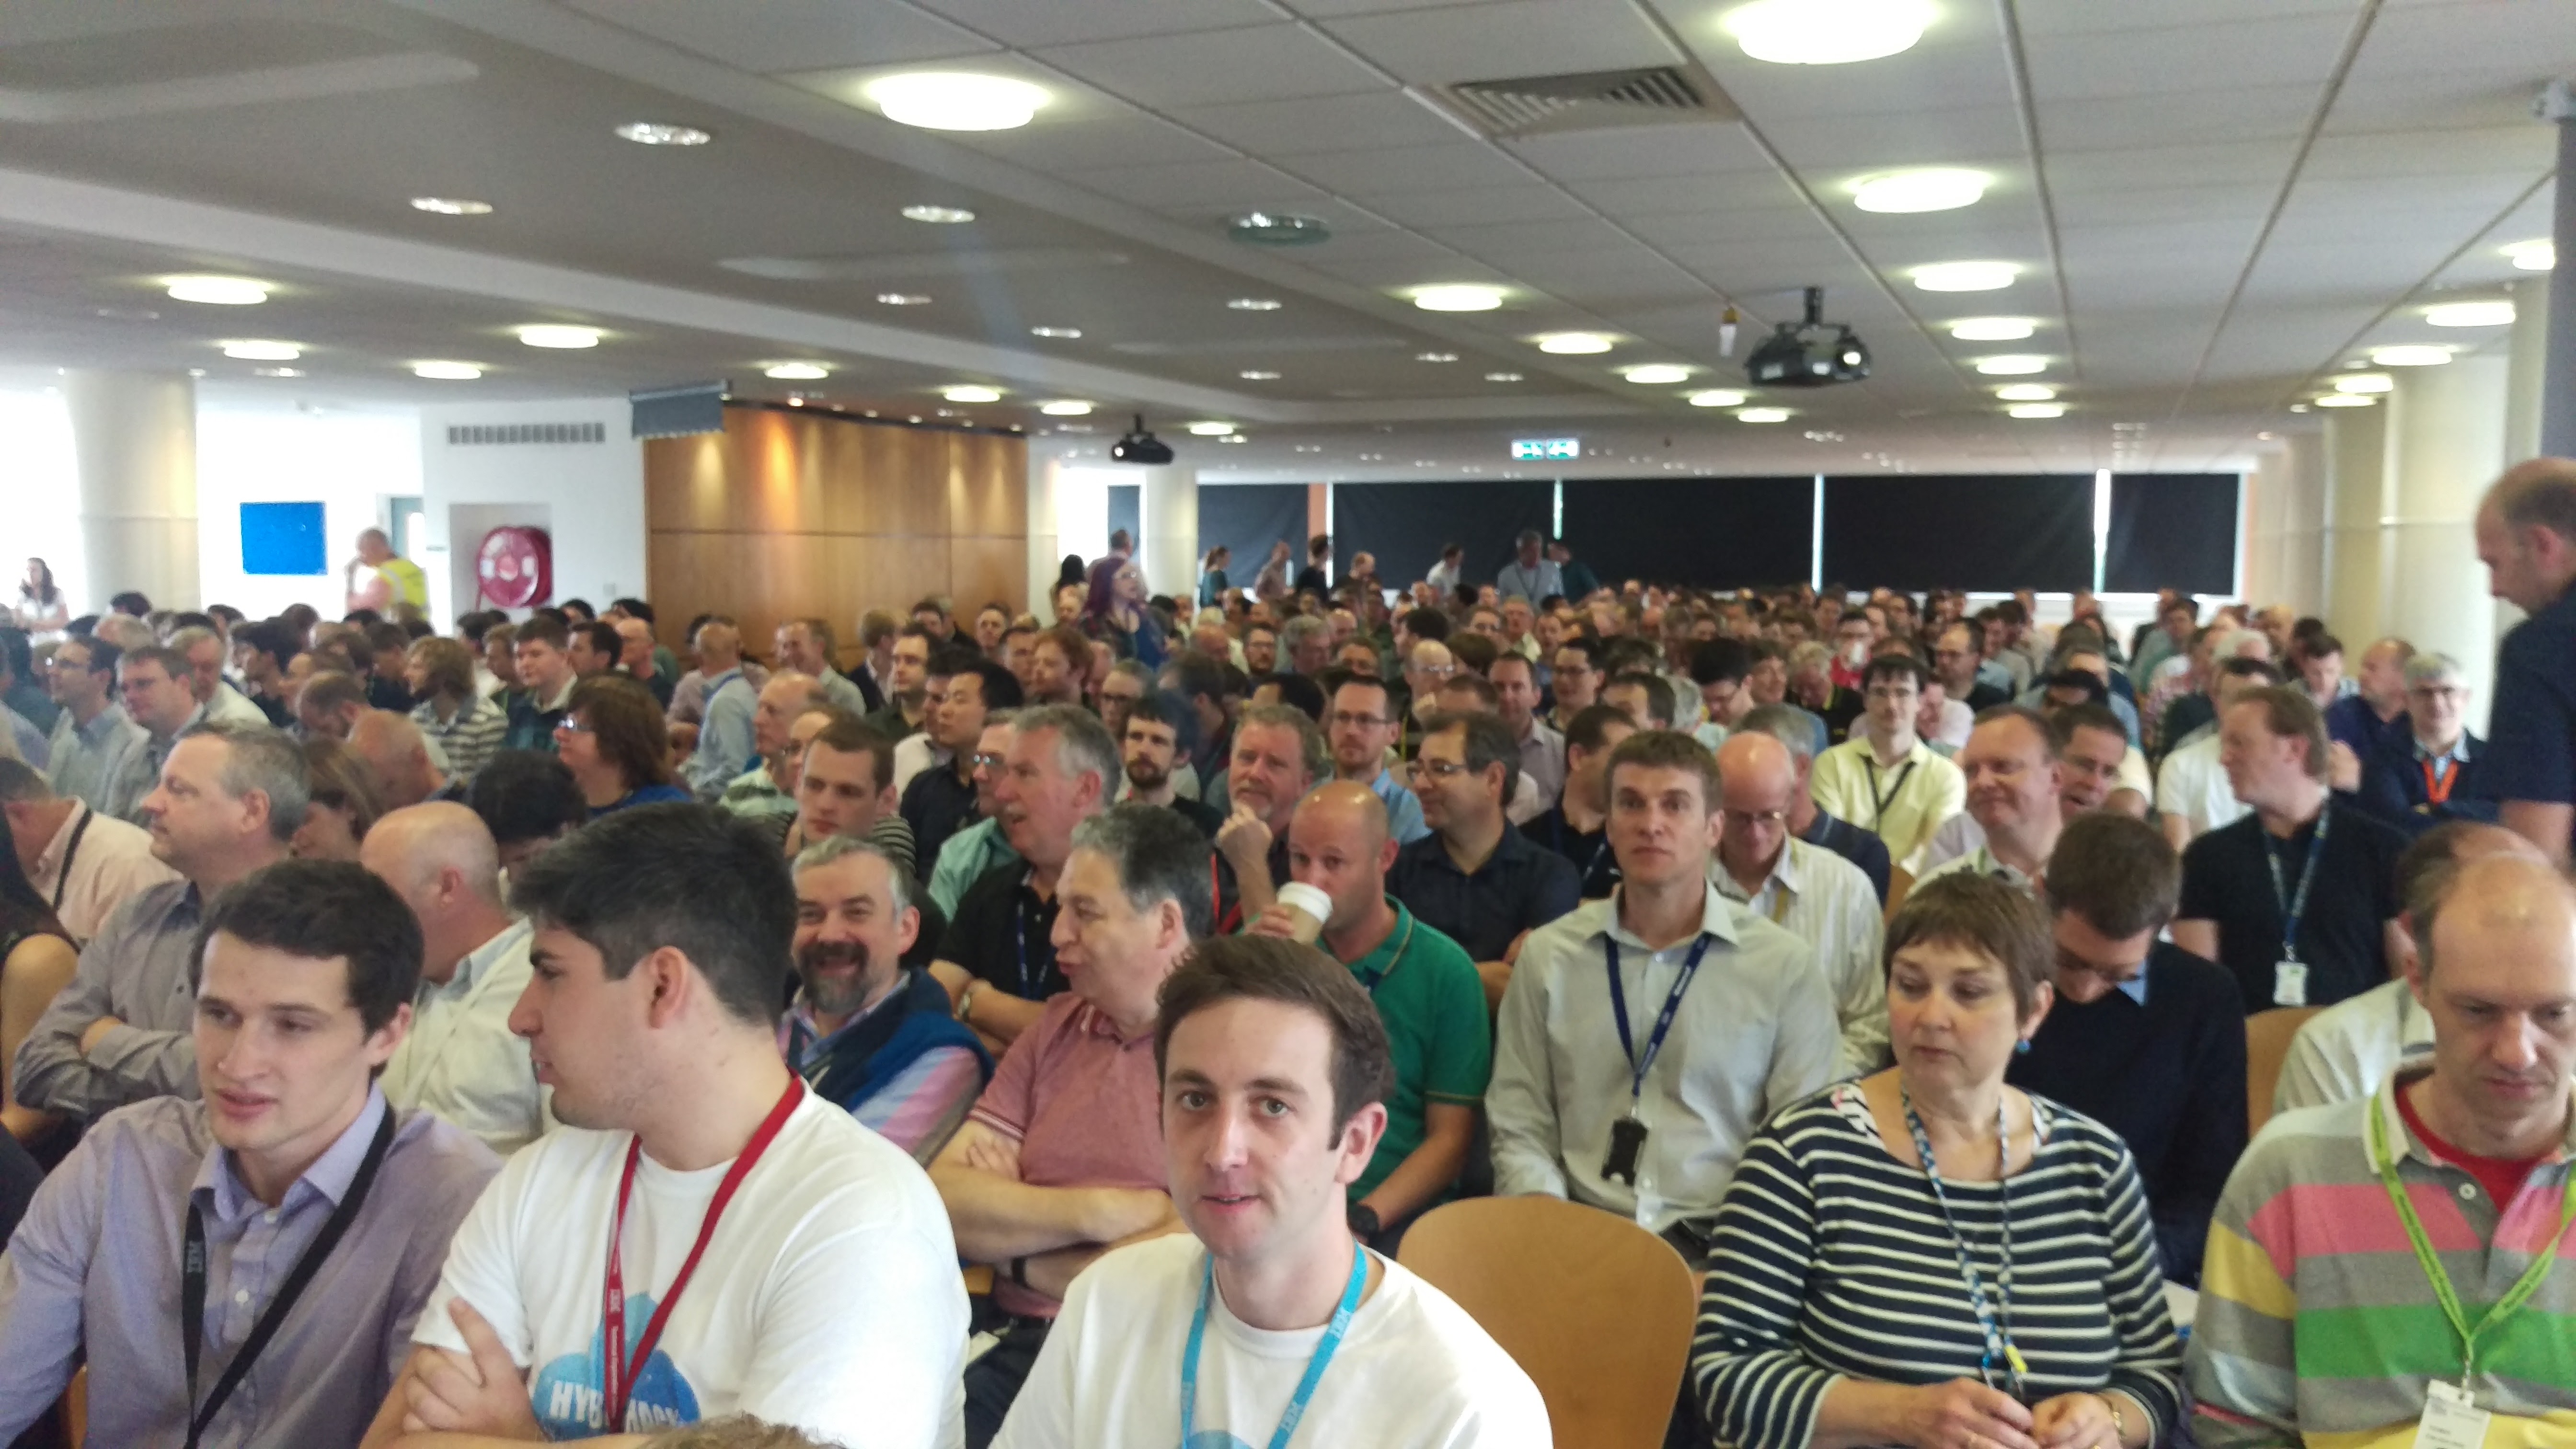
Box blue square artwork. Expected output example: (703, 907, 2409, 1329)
(241, 501, 327, 575)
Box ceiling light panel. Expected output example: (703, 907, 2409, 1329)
(1410, 284, 1505, 312)
(1622, 364, 1692, 384)
(943, 385, 1001, 402)
(1948, 317, 2035, 342)
(1994, 384, 2056, 402)
(1973, 355, 2047, 375)
(1852, 168, 1988, 214)
(764, 362, 830, 380)
(1911, 261, 2019, 292)
(615, 122, 711, 146)
(1737, 407, 1792, 423)
(1690, 389, 1749, 407)
(1534, 332, 1615, 355)
(2368, 345, 2451, 367)
(1039, 400, 1093, 416)
(518, 325, 601, 348)
(2424, 299, 2514, 328)
(2504, 240, 2554, 271)
(412, 361, 483, 380)
(865, 73, 1047, 131)
(166, 276, 268, 305)
(901, 204, 976, 224)
(410, 197, 493, 216)
(1723, 0, 1932, 63)
(220, 340, 300, 360)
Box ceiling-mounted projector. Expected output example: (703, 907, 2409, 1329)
(1746, 286, 1871, 388)
(1109, 414, 1173, 464)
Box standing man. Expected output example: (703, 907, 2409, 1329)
(1708, 732, 1887, 1076)
(1486, 731, 1840, 1265)
(1549, 536, 1600, 601)
(42, 634, 145, 815)
(0, 758, 177, 946)
(1806, 654, 1965, 878)
(679, 618, 760, 800)
(499, 616, 578, 754)
(1493, 530, 1563, 605)
(2474, 459, 2576, 862)
(1424, 543, 1466, 603)
(1392, 712, 1581, 1007)
(1520, 704, 1635, 901)
(1325, 674, 1428, 844)
(100, 645, 205, 823)
(345, 527, 428, 616)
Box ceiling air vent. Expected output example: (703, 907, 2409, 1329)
(445, 422, 606, 447)
(1432, 64, 1738, 138)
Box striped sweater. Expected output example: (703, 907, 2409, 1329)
(1691, 1084, 2185, 1449)
(2189, 1071, 2576, 1449)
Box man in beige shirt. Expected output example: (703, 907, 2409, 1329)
(0, 758, 178, 944)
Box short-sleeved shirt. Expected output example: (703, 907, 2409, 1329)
(1338, 903, 1491, 1204)
(2483, 584, 2576, 806)
(938, 865, 1066, 1002)
(2177, 804, 2405, 1012)
(968, 995, 1166, 1319)
(1387, 826, 1581, 964)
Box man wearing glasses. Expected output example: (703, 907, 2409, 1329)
(40, 636, 145, 815)
(1326, 675, 1429, 844)
(1805, 654, 1964, 877)
(2354, 652, 2497, 838)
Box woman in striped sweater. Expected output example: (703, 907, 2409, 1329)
(1691, 873, 2185, 1449)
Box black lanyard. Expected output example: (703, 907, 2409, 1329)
(47, 805, 94, 917)
(181, 1105, 396, 1449)
(1011, 873, 1057, 998)
(1861, 754, 1917, 828)
(1603, 932, 1714, 1103)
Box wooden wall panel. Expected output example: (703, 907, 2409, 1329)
(645, 406, 1027, 661)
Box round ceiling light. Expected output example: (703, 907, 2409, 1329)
(518, 324, 601, 349)
(764, 362, 831, 380)
(1227, 297, 1282, 311)
(2504, 240, 2554, 271)
(1239, 370, 1280, 380)
(2368, 345, 2452, 367)
(1533, 332, 1615, 355)
(1852, 168, 1988, 214)
(1722, 0, 1932, 63)
(2006, 402, 2066, 419)
(1973, 355, 2047, 375)
(1912, 261, 2019, 292)
(943, 384, 1001, 403)
(2313, 393, 2376, 408)
(2333, 373, 2393, 394)
(2424, 299, 2515, 328)
(1622, 364, 1693, 384)
(1230, 211, 1331, 246)
(412, 361, 483, 380)
(1187, 421, 1239, 437)
(1690, 389, 1749, 407)
(1039, 400, 1093, 416)
(1736, 406, 1792, 423)
(166, 276, 269, 305)
(863, 72, 1048, 132)
(1993, 383, 2056, 402)
(1485, 371, 1524, 382)
(1410, 284, 1506, 312)
(220, 340, 301, 361)
(1416, 351, 1459, 363)
(1948, 316, 2036, 341)
(614, 122, 712, 146)
(410, 196, 493, 216)
(901, 204, 976, 224)
(876, 293, 930, 306)
(1029, 326, 1082, 339)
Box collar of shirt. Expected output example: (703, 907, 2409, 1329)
(2377, 1064, 2576, 1168)
(2116, 959, 2150, 1006)
(1072, 999, 1155, 1050)
(1598, 878, 1744, 953)
(1417, 822, 1538, 880)
(783, 974, 910, 1060)
(539, 676, 579, 713)
(194, 1086, 390, 1224)
(1711, 838, 1805, 916)
(2414, 735, 2472, 766)
(434, 918, 533, 1005)
(73, 704, 134, 746)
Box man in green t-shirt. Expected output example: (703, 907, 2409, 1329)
(1250, 781, 1491, 1249)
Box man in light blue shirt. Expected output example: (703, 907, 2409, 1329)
(1326, 675, 1429, 844)
(42, 635, 146, 814)
(1492, 530, 1564, 605)
(681, 618, 760, 800)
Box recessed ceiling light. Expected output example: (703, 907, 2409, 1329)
(1485, 371, 1524, 382)
(94, 306, 159, 321)
(413, 361, 483, 380)
(1994, 383, 2056, 402)
(1410, 284, 1506, 312)
(1417, 351, 1459, 363)
(943, 385, 1001, 402)
(863, 72, 1047, 131)
(1948, 317, 2036, 342)
(1690, 389, 1750, 407)
(2334, 373, 2393, 394)
(1912, 261, 2019, 292)
(764, 362, 831, 380)
(165, 276, 268, 305)
(252, 366, 304, 378)
(901, 204, 976, 224)
(1230, 212, 1331, 246)
(876, 293, 930, 306)
(1039, 400, 1093, 416)
(1722, 0, 1932, 63)
(410, 196, 493, 216)
(2313, 393, 2376, 408)
(1852, 168, 1988, 214)
(1239, 370, 1280, 380)
(220, 340, 300, 361)
(2425, 299, 2515, 328)
(1737, 407, 1792, 423)
(1973, 355, 2047, 375)
(1534, 332, 1615, 355)
(615, 122, 712, 146)
(2504, 240, 2555, 271)
(2006, 403, 2065, 419)
(1029, 326, 1082, 339)
(518, 324, 600, 349)
(1622, 364, 1693, 384)
(1187, 421, 1239, 436)
(2369, 345, 2452, 367)
(2289, 403, 2310, 413)
(1227, 297, 1282, 311)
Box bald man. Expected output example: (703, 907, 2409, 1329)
(358, 803, 551, 1153)
(681, 617, 760, 799)
(720, 670, 824, 820)
(346, 709, 451, 810)
(1251, 782, 1490, 1248)
(1709, 731, 1889, 1075)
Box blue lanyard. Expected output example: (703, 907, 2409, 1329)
(1180, 1244, 1367, 1449)
(1901, 1090, 2025, 1400)
(1604, 931, 1713, 1102)
(2262, 804, 2331, 963)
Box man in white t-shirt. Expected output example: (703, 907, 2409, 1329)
(360, 804, 968, 1449)
(2155, 656, 2281, 850)
(996, 933, 1549, 1448)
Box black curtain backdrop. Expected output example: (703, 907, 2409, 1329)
(1561, 475, 1815, 589)
(2105, 472, 2240, 596)
(1331, 480, 1557, 588)
(1196, 483, 1309, 579)
(1107, 483, 1140, 553)
(1822, 474, 2095, 593)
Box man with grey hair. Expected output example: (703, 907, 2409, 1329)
(1277, 613, 1331, 678)
(14, 722, 305, 1119)
(1737, 702, 1891, 904)
(1493, 528, 1562, 604)
(0, 757, 177, 946)
(776, 616, 870, 716)
(170, 623, 270, 729)
(347, 708, 453, 811)
(2354, 650, 2496, 836)
(786, 834, 990, 1163)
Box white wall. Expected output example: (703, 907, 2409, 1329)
(196, 404, 421, 620)
(416, 397, 644, 627)
(0, 388, 85, 613)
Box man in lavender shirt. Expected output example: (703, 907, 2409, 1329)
(0, 858, 499, 1447)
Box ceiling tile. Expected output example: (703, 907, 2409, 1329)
(1558, 170, 1809, 215)
(2038, 87, 2318, 152)
(567, 0, 994, 71)
(2023, 12, 2360, 102)
(1755, 107, 2027, 171)
(2049, 184, 2279, 228)
(1365, 184, 1597, 226)
(1171, 91, 1468, 155)
(2012, 0, 2353, 35)
(906, 0, 1278, 47)
(1034, 24, 1388, 107)
(1289, 141, 1538, 195)
(1320, 0, 1679, 86)
(2347, 0, 2576, 81)
(954, 113, 1239, 172)
(1507, 124, 1776, 183)
(2328, 72, 2555, 133)
(1626, 204, 1832, 250)
(1703, 39, 2008, 122)
(1064, 157, 1335, 210)
(1423, 215, 1638, 255)
(2300, 126, 2555, 180)
(2043, 138, 2302, 192)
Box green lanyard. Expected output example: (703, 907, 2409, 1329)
(2368, 1084, 2576, 1382)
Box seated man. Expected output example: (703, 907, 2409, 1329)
(2008, 813, 2245, 1287)
(0, 756, 178, 946)
(1391, 710, 1581, 1006)
(362, 805, 967, 1446)
(1251, 783, 1488, 1248)
(995, 934, 1549, 1449)
(1806, 653, 1964, 877)
(1211, 703, 1323, 930)
(360, 803, 552, 1156)
(0, 859, 499, 1446)
(1520, 703, 1637, 901)
(1116, 691, 1225, 836)
(2190, 851, 2576, 1445)
(718, 671, 826, 821)
(1737, 703, 1893, 904)
(931, 805, 1211, 1447)
(1324, 673, 1429, 844)
(1917, 705, 2065, 889)
(928, 714, 1024, 917)
(461, 748, 586, 876)
(2353, 650, 2498, 837)
(781, 713, 919, 875)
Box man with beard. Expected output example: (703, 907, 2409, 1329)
(1118, 692, 1224, 836)
(785, 836, 991, 1163)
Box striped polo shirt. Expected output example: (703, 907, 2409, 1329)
(2189, 1070, 2576, 1448)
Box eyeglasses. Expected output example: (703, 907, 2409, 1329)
(1411, 664, 1456, 679)
(1719, 807, 1790, 828)
(1414, 759, 1472, 780)
(552, 718, 594, 736)
(971, 751, 1007, 770)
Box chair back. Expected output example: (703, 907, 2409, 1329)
(2247, 1005, 2323, 1134)
(1399, 1196, 1697, 1449)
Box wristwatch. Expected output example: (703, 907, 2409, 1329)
(955, 981, 980, 1024)
(1346, 1201, 1381, 1240)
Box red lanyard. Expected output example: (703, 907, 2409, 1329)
(2421, 756, 2458, 805)
(599, 1077, 804, 1432)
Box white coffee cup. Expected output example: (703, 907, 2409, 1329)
(1275, 881, 1333, 945)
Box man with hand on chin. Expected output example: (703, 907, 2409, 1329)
(0, 860, 498, 1447)
(995, 933, 1549, 1448)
